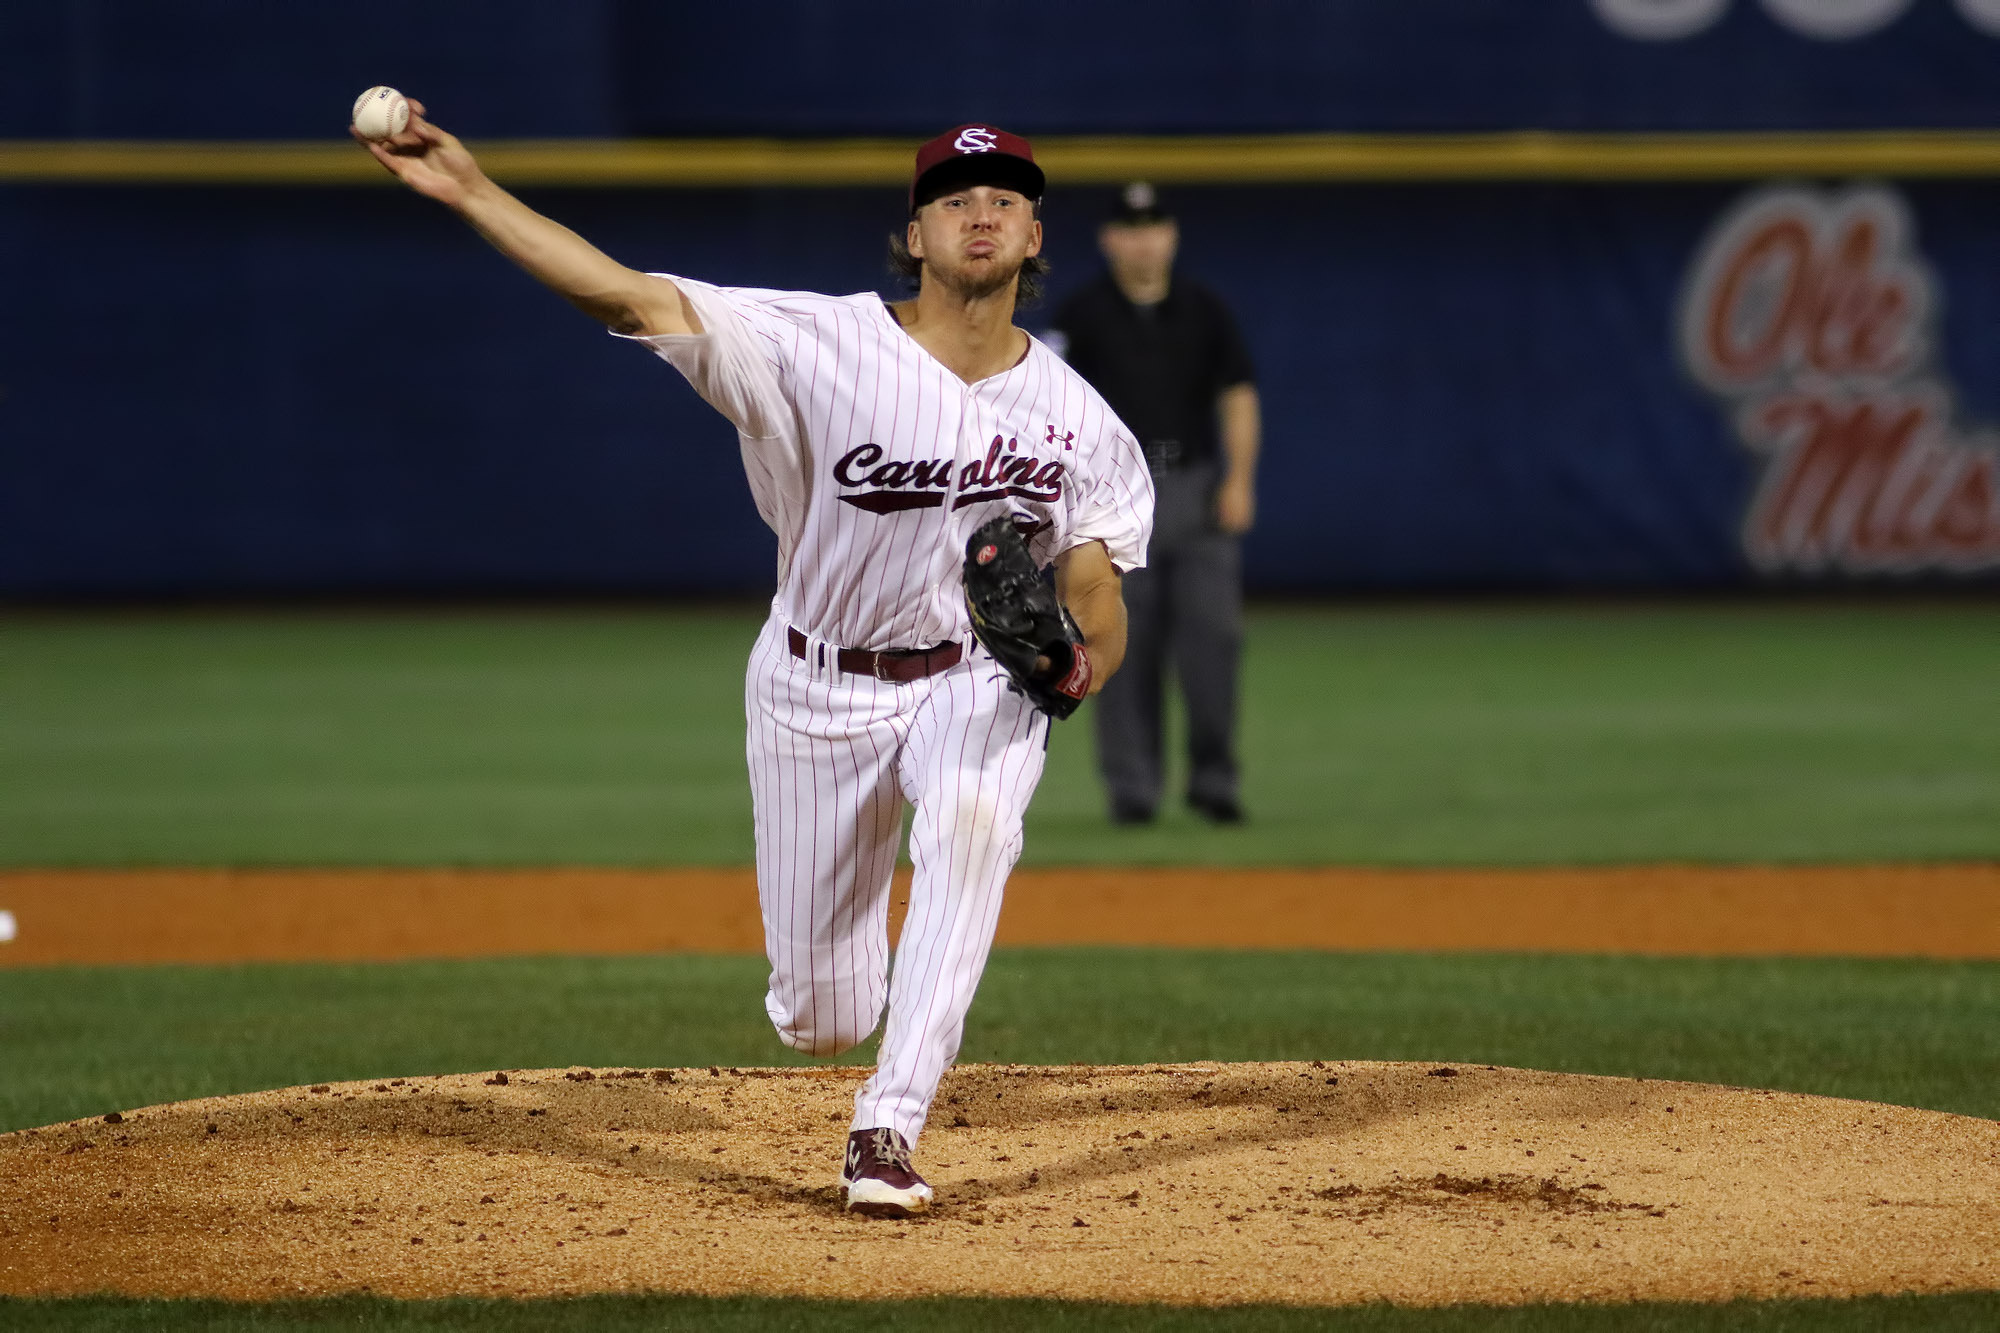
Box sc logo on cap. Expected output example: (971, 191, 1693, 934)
(954, 127, 999, 153)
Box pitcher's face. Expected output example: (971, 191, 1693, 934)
(908, 185, 1043, 300)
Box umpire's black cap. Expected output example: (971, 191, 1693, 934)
(1106, 181, 1174, 226)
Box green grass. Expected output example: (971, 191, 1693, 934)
(0, 610, 751, 868)
(5, 950, 1995, 1134)
(5, 1291, 1999, 1331)
(1, 602, 1996, 867)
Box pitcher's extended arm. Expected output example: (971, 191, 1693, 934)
(354, 100, 695, 337)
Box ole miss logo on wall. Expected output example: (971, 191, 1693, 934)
(1680, 185, 2000, 574)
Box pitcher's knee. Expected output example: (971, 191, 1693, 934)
(765, 990, 874, 1057)
(941, 792, 1023, 861)
(774, 1021, 866, 1058)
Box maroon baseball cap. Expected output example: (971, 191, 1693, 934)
(909, 124, 1045, 213)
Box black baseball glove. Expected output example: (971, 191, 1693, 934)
(962, 516, 1092, 720)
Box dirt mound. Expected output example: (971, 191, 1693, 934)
(2, 1063, 1995, 1306)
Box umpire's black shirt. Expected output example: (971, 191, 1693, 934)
(1050, 273, 1255, 468)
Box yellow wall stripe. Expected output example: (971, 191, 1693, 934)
(3, 131, 2000, 186)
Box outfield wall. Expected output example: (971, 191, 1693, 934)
(6, 177, 2000, 595)
(4, 3, 1998, 594)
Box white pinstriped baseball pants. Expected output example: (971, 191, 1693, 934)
(744, 614, 1048, 1147)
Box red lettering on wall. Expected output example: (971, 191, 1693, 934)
(1681, 186, 1995, 574)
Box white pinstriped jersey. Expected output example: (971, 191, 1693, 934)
(621, 277, 1154, 652)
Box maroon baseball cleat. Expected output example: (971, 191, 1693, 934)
(841, 1127, 933, 1216)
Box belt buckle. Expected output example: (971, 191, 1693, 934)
(873, 653, 897, 682)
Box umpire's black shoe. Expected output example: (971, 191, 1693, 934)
(1109, 798, 1156, 826)
(1189, 793, 1245, 825)
(841, 1128, 932, 1217)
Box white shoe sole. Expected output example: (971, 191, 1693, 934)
(844, 1176, 933, 1217)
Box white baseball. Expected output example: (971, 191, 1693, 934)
(351, 86, 410, 141)
(0, 910, 15, 943)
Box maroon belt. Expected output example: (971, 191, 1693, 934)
(787, 626, 963, 682)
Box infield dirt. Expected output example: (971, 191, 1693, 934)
(3, 1062, 1996, 1307)
(4, 863, 1999, 965)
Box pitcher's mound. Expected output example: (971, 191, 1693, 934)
(3, 1063, 1996, 1306)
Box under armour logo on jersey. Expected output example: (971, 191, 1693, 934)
(954, 127, 999, 154)
(1045, 425, 1074, 450)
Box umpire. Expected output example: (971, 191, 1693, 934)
(1051, 183, 1260, 825)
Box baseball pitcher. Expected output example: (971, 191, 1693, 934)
(355, 106, 1153, 1216)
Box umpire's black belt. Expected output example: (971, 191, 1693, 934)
(788, 627, 962, 683)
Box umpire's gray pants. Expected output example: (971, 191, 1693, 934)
(1094, 462, 1243, 814)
